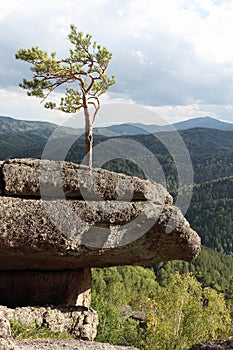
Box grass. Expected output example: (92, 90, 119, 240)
(9, 319, 74, 342)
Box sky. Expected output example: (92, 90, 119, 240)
(1, 0, 233, 126)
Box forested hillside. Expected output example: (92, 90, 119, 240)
(0, 115, 57, 134)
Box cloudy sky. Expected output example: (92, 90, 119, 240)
(1, 0, 233, 126)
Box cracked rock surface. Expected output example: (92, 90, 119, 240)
(0, 158, 201, 270)
(16, 340, 139, 350)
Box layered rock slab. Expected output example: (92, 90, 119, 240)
(0, 197, 200, 269)
(0, 158, 200, 267)
(1, 158, 172, 203)
(0, 158, 201, 308)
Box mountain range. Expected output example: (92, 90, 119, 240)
(0, 114, 77, 138)
(0, 115, 233, 137)
(96, 116, 233, 136)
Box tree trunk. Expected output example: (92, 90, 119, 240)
(84, 107, 93, 168)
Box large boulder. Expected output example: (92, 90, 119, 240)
(0, 158, 200, 267)
(0, 158, 201, 308)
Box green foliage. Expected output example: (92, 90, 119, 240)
(15, 24, 115, 115)
(91, 268, 233, 349)
(92, 266, 158, 308)
(153, 247, 233, 292)
(16, 24, 115, 166)
(10, 319, 73, 341)
(145, 273, 231, 350)
(187, 198, 233, 254)
(91, 266, 157, 348)
(226, 276, 233, 331)
(91, 294, 143, 347)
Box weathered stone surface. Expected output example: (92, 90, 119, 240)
(121, 305, 146, 328)
(0, 312, 19, 350)
(0, 269, 91, 307)
(0, 158, 201, 309)
(122, 305, 146, 322)
(1, 305, 99, 341)
(189, 340, 233, 349)
(0, 306, 136, 349)
(1, 158, 172, 203)
(0, 197, 200, 270)
(16, 339, 139, 350)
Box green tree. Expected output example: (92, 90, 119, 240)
(226, 275, 233, 332)
(145, 273, 231, 350)
(15, 24, 115, 167)
(91, 266, 157, 348)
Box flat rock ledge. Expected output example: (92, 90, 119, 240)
(0, 311, 139, 350)
(0, 158, 201, 269)
(189, 340, 233, 350)
(16, 339, 139, 350)
(0, 158, 201, 309)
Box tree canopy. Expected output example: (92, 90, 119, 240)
(15, 24, 115, 166)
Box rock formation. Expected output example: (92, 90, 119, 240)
(0, 310, 138, 350)
(189, 340, 233, 350)
(0, 312, 19, 350)
(16, 339, 140, 350)
(121, 305, 146, 328)
(0, 305, 98, 341)
(0, 158, 201, 308)
(0, 158, 201, 344)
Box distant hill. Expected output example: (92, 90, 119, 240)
(93, 116, 233, 136)
(0, 113, 233, 164)
(1, 114, 232, 138)
(0, 115, 57, 134)
(0, 115, 81, 159)
(172, 116, 233, 131)
(0, 115, 78, 139)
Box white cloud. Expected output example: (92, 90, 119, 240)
(0, 87, 68, 124)
(132, 50, 146, 65)
(1, 0, 233, 124)
(148, 103, 233, 123)
(0, 0, 31, 22)
(117, 0, 233, 64)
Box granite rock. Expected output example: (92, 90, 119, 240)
(0, 158, 201, 308)
(0, 313, 19, 350)
(0, 305, 98, 341)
